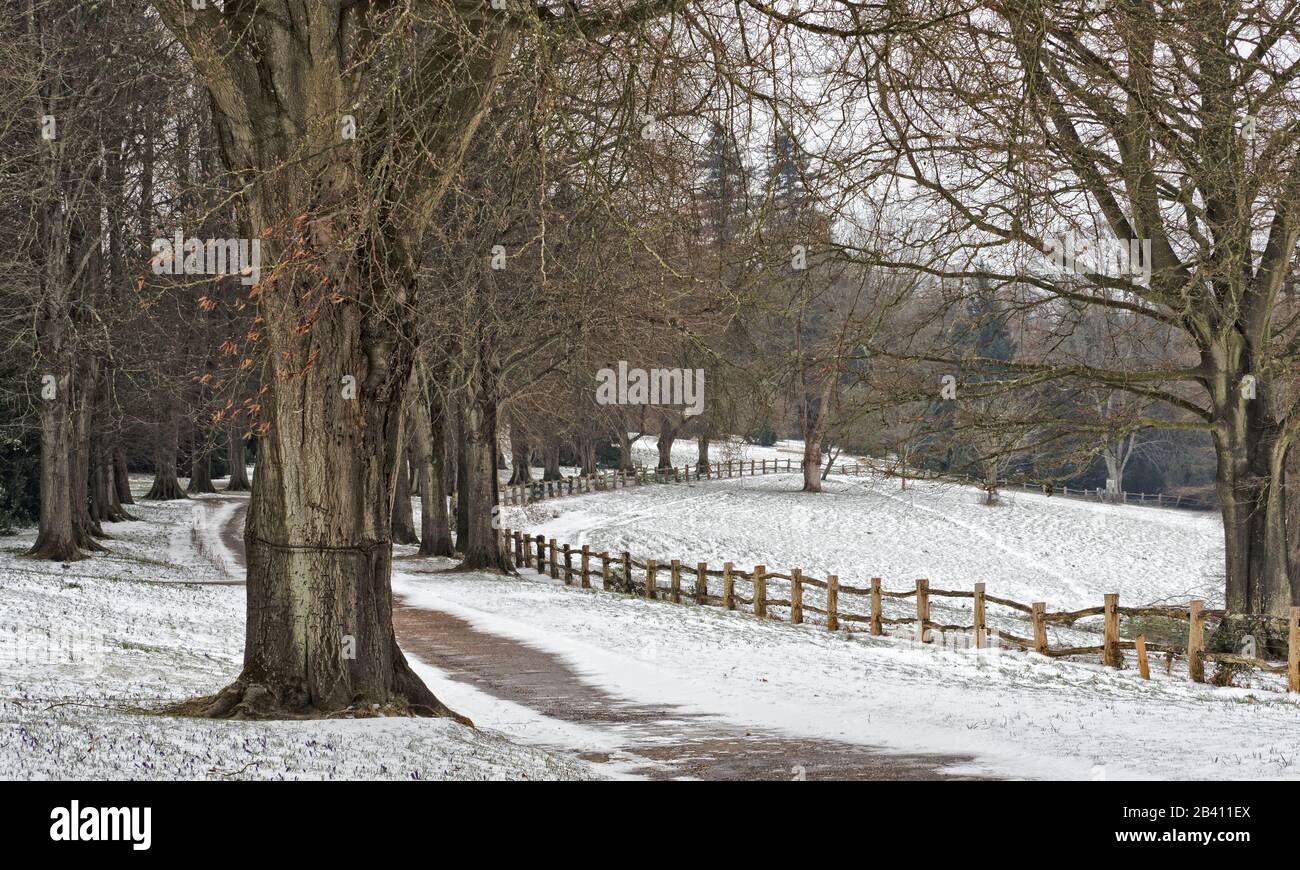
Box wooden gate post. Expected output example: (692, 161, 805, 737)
(791, 569, 804, 625)
(580, 545, 591, 589)
(1031, 602, 1048, 654)
(670, 559, 681, 603)
(1103, 593, 1121, 668)
(827, 575, 839, 631)
(870, 577, 883, 636)
(915, 578, 930, 643)
(645, 559, 657, 599)
(1187, 599, 1206, 682)
(723, 562, 735, 610)
(974, 582, 986, 648)
(1135, 634, 1151, 680)
(754, 565, 767, 618)
(696, 562, 708, 604)
(1288, 607, 1300, 693)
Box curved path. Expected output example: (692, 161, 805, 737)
(211, 495, 986, 780)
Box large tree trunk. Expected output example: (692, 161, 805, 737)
(225, 424, 251, 491)
(154, 2, 512, 719)
(145, 401, 187, 500)
(1208, 347, 1295, 654)
(1213, 418, 1293, 652)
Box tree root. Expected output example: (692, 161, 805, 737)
(163, 667, 472, 726)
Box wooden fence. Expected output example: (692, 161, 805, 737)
(483, 458, 1300, 693)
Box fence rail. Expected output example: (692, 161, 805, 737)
(479, 457, 1299, 694)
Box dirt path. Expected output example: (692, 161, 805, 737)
(213, 497, 987, 780)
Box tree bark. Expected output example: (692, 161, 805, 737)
(655, 410, 681, 471)
(391, 447, 418, 545)
(542, 433, 563, 481)
(187, 433, 217, 494)
(456, 360, 510, 571)
(508, 418, 532, 485)
(225, 424, 251, 491)
(696, 429, 711, 473)
(113, 446, 134, 505)
(411, 380, 453, 557)
(145, 400, 187, 500)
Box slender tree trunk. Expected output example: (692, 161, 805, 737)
(391, 448, 418, 545)
(616, 428, 637, 472)
(696, 430, 710, 472)
(542, 434, 562, 481)
(187, 432, 217, 494)
(70, 353, 106, 549)
(225, 424, 251, 491)
(508, 419, 532, 484)
(800, 378, 835, 493)
(655, 411, 680, 471)
(456, 363, 510, 571)
(411, 382, 453, 557)
(113, 446, 134, 505)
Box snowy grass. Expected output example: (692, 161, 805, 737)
(0, 490, 596, 781)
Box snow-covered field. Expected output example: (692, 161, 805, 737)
(5, 450, 1295, 781)
(0, 483, 593, 781)
(407, 450, 1298, 781)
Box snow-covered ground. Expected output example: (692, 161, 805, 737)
(0, 481, 594, 781)
(6, 449, 1294, 781)
(386, 450, 1300, 781)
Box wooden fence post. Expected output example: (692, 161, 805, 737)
(1135, 634, 1150, 680)
(645, 559, 657, 599)
(601, 552, 611, 591)
(915, 578, 930, 643)
(1187, 599, 1205, 682)
(870, 577, 883, 636)
(622, 552, 632, 593)
(670, 559, 681, 603)
(535, 535, 545, 570)
(581, 545, 591, 589)
(754, 565, 767, 618)
(791, 568, 804, 625)
(974, 582, 986, 648)
(1288, 606, 1299, 693)
(696, 562, 707, 604)
(827, 575, 839, 631)
(562, 543, 573, 585)
(723, 562, 734, 610)
(1031, 602, 1048, 654)
(548, 539, 559, 580)
(1104, 593, 1121, 668)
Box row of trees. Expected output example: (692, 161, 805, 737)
(5, 1, 1300, 716)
